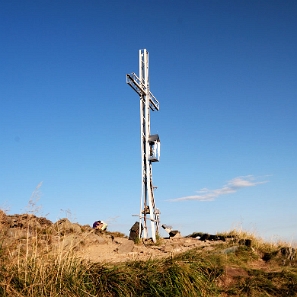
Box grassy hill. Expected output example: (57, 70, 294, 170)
(0, 211, 296, 296)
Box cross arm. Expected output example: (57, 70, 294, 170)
(126, 73, 160, 111)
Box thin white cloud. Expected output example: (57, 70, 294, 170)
(169, 175, 268, 202)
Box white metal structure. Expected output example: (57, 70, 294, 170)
(126, 49, 160, 242)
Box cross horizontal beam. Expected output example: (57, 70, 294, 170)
(126, 72, 159, 111)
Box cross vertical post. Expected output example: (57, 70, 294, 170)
(126, 49, 160, 242)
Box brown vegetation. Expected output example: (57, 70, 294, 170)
(0, 210, 296, 296)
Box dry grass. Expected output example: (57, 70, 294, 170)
(1, 210, 297, 296)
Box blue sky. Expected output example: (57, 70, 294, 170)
(1, 1, 296, 242)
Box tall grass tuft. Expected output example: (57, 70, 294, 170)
(0, 240, 223, 296)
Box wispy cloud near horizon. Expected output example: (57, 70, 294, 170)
(168, 175, 268, 202)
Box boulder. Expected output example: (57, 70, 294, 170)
(129, 222, 142, 241)
(54, 218, 81, 235)
(116, 240, 134, 254)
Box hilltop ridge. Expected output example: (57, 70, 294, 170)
(1, 211, 297, 296)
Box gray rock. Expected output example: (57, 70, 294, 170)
(116, 240, 134, 254)
(221, 246, 239, 254)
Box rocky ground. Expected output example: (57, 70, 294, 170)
(0, 211, 228, 264)
(1, 211, 295, 268)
